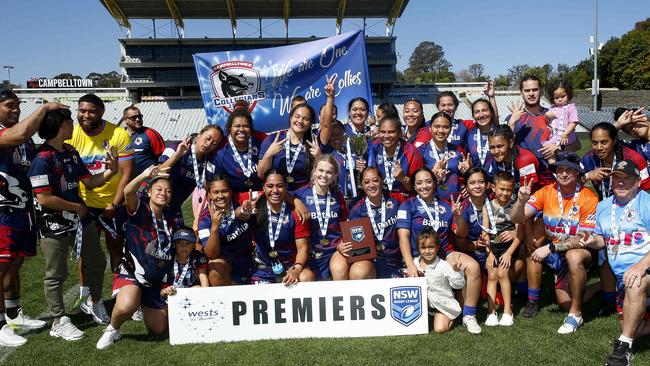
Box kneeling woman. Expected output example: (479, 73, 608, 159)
(294, 154, 348, 280)
(251, 170, 315, 284)
(97, 165, 178, 350)
(396, 167, 483, 335)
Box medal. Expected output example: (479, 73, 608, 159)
(610, 196, 637, 250)
(267, 201, 287, 260)
(269, 250, 278, 258)
(440, 184, 448, 191)
(245, 179, 254, 187)
(381, 142, 401, 191)
(320, 238, 330, 246)
(286, 175, 294, 183)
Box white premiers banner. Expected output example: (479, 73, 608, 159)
(168, 277, 427, 344)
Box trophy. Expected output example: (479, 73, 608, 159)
(348, 134, 369, 195)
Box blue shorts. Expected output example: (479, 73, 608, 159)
(0, 210, 37, 262)
(222, 253, 253, 285)
(374, 259, 403, 279)
(546, 248, 596, 290)
(308, 251, 334, 281)
(471, 249, 488, 272)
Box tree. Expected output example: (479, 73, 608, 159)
(468, 64, 488, 82)
(597, 37, 621, 87)
(53, 73, 82, 79)
(635, 17, 650, 32)
(405, 41, 453, 83)
(611, 29, 650, 89)
(493, 74, 510, 88)
(507, 64, 529, 87)
(455, 69, 473, 82)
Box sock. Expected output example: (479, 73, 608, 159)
(5, 298, 20, 319)
(528, 288, 540, 303)
(618, 335, 634, 347)
(462, 305, 477, 317)
(603, 291, 617, 305)
(80, 286, 89, 298)
(516, 281, 528, 296)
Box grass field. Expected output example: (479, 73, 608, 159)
(5, 133, 650, 365)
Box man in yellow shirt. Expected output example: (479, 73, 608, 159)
(66, 94, 134, 324)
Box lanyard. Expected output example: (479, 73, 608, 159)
(285, 132, 303, 175)
(475, 129, 489, 165)
(150, 207, 171, 259)
(365, 196, 386, 241)
(190, 144, 206, 190)
(429, 141, 448, 163)
(555, 183, 581, 239)
(173, 259, 191, 287)
(267, 201, 287, 250)
(610, 196, 638, 248)
(312, 186, 332, 238)
(417, 196, 440, 231)
(382, 142, 400, 191)
(219, 203, 236, 229)
(470, 197, 497, 235)
(598, 156, 617, 199)
(228, 135, 253, 178)
(345, 137, 358, 197)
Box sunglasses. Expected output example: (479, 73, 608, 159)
(125, 114, 144, 121)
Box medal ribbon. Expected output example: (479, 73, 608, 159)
(267, 201, 287, 251)
(150, 207, 171, 259)
(191, 144, 207, 191)
(382, 142, 401, 191)
(365, 196, 386, 241)
(554, 183, 581, 239)
(228, 135, 253, 178)
(173, 260, 191, 287)
(284, 132, 303, 175)
(312, 186, 332, 238)
(417, 196, 440, 231)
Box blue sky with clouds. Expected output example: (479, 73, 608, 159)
(2, 0, 648, 85)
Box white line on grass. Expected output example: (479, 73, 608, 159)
(0, 285, 79, 362)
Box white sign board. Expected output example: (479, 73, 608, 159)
(168, 278, 428, 344)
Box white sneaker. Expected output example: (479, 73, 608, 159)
(499, 313, 514, 326)
(463, 315, 482, 334)
(96, 325, 121, 350)
(0, 324, 27, 347)
(485, 312, 499, 327)
(557, 314, 583, 334)
(80, 298, 111, 325)
(131, 307, 144, 322)
(6, 309, 47, 330)
(49, 316, 85, 341)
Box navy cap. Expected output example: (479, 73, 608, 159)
(172, 228, 197, 243)
(610, 159, 640, 178)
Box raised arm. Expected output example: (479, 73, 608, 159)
(0, 102, 69, 148)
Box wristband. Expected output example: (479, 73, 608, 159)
(292, 263, 304, 270)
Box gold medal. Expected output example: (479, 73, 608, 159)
(269, 250, 278, 258)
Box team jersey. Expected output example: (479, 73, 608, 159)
(28, 144, 91, 236)
(396, 196, 454, 258)
(419, 142, 464, 201)
(348, 196, 402, 268)
(0, 125, 36, 211)
(594, 191, 650, 282)
(122, 197, 178, 287)
(506, 108, 551, 169)
(66, 121, 134, 209)
(368, 140, 423, 196)
(159, 142, 209, 209)
(464, 124, 494, 171)
(623, 139, 650, 163)
(130, 127, 165, 177)
(165, 250, 208, 288)
(344, 123, 370, 138)
(581, 147, 650, 199)
(293, 185, 348, 257)
(485, 146, 540, 191)
(197, 204, 253, 258)
(405, 126, 432, 149)
(447, 119, 474, 148)
(252, 202, 310, 269)
(209, 134, 264, 193)
(526, 183, 598, 244)
(258, 131, 312, 192)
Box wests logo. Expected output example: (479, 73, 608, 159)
(210, 61, 266, 113)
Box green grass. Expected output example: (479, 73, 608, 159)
(7, 146, 650, 365)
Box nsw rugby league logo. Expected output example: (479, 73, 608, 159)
(210, 61, 266, 113)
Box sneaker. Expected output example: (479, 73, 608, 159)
(606, 340, 634, 366)
(80, 298, 111, 325)
(96, 325, 121, 350)
(499, 313, 514, 326)
(462, 315, 482, 334)
(521, 301, 540, 318)
(6, 309, 47, 330)
(557, 314, 583, 334)
(49, 316, 85, 341)
(0, 324, 27, 347)
(485, 312, 499, 327)
(131, 307, 144, 322)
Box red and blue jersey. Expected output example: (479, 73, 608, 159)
(485, 146, 540, 192)
(293, 185, 348, 256)
(209, 134, 265, 193)
(405, 126, 432, 149)
(252, 203, 310, 269)
(368, 140, 423, 197)
(582, 147, 650, 199)
(159, 142, 210, 209)
(165, 250, 208, 288)
(594, 191, 650, 284)
(123, 197, 179, 286)
(461, 199, 484, 242)
(28, 144, 91, 235)
(464, 124, 494, 172)
(348, 196, 402, 268)
(396, 197, 454, 258)
(0, 126, 35, 212)
(197, 204, 253, 258)
(130, 127, 165, 177)
(259, 131, 312, 192)
(506, 108, 551, 168)
(448, 119, 474, 149)
(623, 139, 650, 164)
(419, 142, 464, 201)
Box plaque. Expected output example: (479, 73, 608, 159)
(340, 217, 378, 264)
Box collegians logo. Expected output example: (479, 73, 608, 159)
(210, 61, 266, 113)
(390, 286, 422, 326)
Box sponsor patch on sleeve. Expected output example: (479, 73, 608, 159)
(29, 175, 49, 187)
(397, 210, 407, 220)
(519, 163, 536, 176)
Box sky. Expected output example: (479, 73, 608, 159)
(1, 0, 649, 86)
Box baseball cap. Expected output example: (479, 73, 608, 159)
(610, 159, 640, 178)
(172, 227, 197, 243)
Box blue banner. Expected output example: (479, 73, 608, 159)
(193, 30, 373, 133)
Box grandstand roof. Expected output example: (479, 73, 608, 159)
(100, 0, 409, 19)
